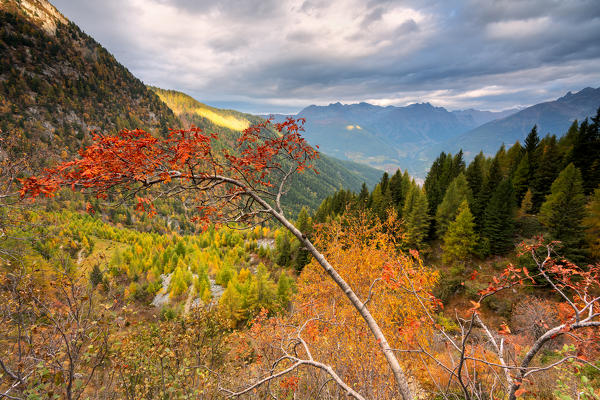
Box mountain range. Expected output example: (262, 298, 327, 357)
(268, 87, 600, 177)
(436, 87, 600, 158)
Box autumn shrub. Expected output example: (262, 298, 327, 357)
(116, 308, 230, 398)
(511, 297, 560, 340)
(241, 211, 439, 399)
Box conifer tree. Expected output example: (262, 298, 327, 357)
(294, 207, 313, 271)
(505, 141, 524, 175)
(560, 120, 580, 151)
(482, 179, 516, 255)
(452, 150, 466, 176)
(525, 125, 540, 157)
(380, 172, 390, 194)
(89, 264, 103, 287)
(512, 153, 530, 202)
(275, 232, 292, 266)
(442, 200, 477, 264)
(296, 206, 313, 236)
(494, 144, 507, 175)
(519, 188, 534, 216)
(399, 171, 413, 214)
(465, 152, 486, 227)
(277, 272, 294, 308)
(370, 183, 383, 216)
(584, 187, 600, 259)
(424, 152, 449, 216)
(524, 125, 540, 183)
(388, 170, 404, 208)
(435, 173, 472, 238)
(248, 264, 278, 314)
(220, 278, 243, 325)
(571, 109, 600, 194)
(402, 187, 430, 249)
(370, 182, 392, 220)
(539, 164, 587, 261)
(169, 265, 190, 297)
(531, 136, 562, 211)
(357, 182, 369, 207)
(402, 184, 416, 218)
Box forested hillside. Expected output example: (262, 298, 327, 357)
(0, 0, 178, 165)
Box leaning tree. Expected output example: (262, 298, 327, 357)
(20, 119, 417, 399)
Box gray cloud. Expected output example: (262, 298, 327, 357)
(51, 0, 600, 114)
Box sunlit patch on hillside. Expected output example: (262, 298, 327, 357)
(194, 108, 250, 131)
(152, 88, 250, 131)
(345, 125, 362, 130)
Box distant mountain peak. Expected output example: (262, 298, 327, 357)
(557, 86, 599, 102)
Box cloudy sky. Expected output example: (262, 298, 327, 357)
(52, 0, 600, 114)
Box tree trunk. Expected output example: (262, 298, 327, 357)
(270, 208, 415, 400)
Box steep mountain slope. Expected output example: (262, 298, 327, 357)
(151, 88, 382, 214)
(438, 87, 600, 158)
(272, 101, 516, 175)
(0, 0, 178, 165)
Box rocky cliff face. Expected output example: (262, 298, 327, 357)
(16, 0, 68, 35)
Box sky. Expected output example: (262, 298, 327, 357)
(52, 0, 600, 114)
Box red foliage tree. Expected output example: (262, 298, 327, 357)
(395, 237, 600, 399)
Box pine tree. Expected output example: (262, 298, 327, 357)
(435, 173, 472, 238)
(275, 232, 291, 266)
(494, 144, 507, 175)
(482, 179, 516, 255)
(531, 136, 562, 211)
(465, 152, 486, 226)
(442, 200, 478, 264)
(519, 188, 534, 216)
(524, 125, 540, 183)
(452, 150, 466, 176)
(370, 182, 392, 220)
(506, 141, 524, 175)
(525, 125, 540, 157)
(169, 265, 190, 298)
(357, 182, 369, 207)
(465, 152, 486, 231)
(89, 264, 103, 287)
(424, 152, 449, 216)
(571, 109, 600, 194)
(380, 172, 390, 194)
(220, 278, 243, 325)
(296, 206, 313, 236)
(512, 153, 530, 202)
(388, 170, 404, 208)
(294, 206, 313, 272)
(248, 264, 277, 314)
(277, 272, 294, 309)
(402, 187, 430, 249)
(539, 164, 587, 261)
(584, 187, 600, 259)
(559, 120, 580, 151)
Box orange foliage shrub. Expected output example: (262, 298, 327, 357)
(243, 211, 439, 398)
